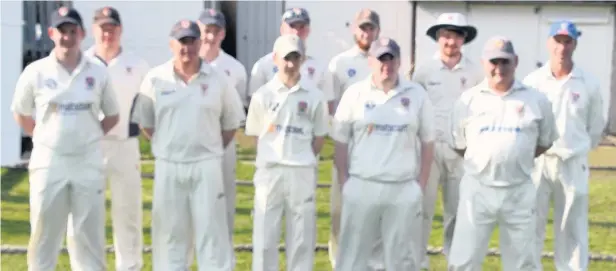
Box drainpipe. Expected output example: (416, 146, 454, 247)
(409, 0, 418, 78)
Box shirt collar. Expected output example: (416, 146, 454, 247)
(478, 79, 526, 95)
(351, 46, 369, 57)
(540, 61, 583, 79)
(367, 76, 414, 95)
(433, 53, 470, 71)
(269, 74, 309, 93)
(84, 46, 124, 66)
(48, 50, 89, 74)
(166, 59, 212, 77)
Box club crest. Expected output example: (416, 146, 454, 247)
(201, 84, 208, 95)
(571, 92, 580, 102)
(460, 77, 467, 87)
(102, 7, 111, 16)
(298, 101, 307, 113)
(273, 66, 279, 73)
(347, 68, 356, 77)
(44, 78, 57, 89)
(225, 69, 230, 76)
(58, 7, 69, 16)
(126, 66, 132, 74)
(209, 9, 217, 16)
(85, 77, 95, 90)
(364, 101, 375, 110)
(516, 104, 525, 116)
(401, 97, 410, 108)
(307, 67, 315, 77)
(180, 20, 191, 29)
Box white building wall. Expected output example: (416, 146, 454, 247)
(72, 1, 205, 67)
(1, 0, 25, 166)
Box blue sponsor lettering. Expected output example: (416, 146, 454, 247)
(274, 124, 304, 135)
(55, 102, 92, 114)
(479, 126, 521, 134)
(373, 124, 409, 133)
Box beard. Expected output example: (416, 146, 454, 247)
(355, 36, 371, 51)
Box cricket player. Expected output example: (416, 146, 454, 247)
(248, 7, 336, 114)
(67, 7, 149, 271)
(324, 8, 382, 270)
(11, 7, 119, 270)
(131, 19, 245, 270)
(523, 21, 606, 271)
(448, 36, 557, 271)
(332, 37, 435, 271)
(246, 34, 329, 271)
(411, 13, 483, 269)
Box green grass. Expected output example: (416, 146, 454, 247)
(2, 134, 616, 270)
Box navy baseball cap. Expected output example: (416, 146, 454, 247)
(170, 20, 201, 40)
(369, 37, 401, 59)
(50, 6, 83, 28)
(282, 7, 310, 25)
(93, 6, 121, 25)
(199, 8, 226, 28)
(549, 20, 581, 40)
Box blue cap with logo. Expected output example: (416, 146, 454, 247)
(282, 7, 310, 25)
(549, 20, 581, 40)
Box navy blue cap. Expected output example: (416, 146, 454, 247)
(170, 20, 201, 40)
(93, 6, 121, 25)
(282, 7, 310, 25)
(50, 7, 83, 28)
(199, 8, 226, 28)
(549, 20, 581, 40)
(369, 37, 401, 59)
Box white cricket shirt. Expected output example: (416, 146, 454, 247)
(248, 52, 334, 102)
(523, 63, 605, 160)
(449, 80, 557, 187)
(11, 52, 119, 160)
(85, 47, 150, 140)
(245, 76, 329, 168)
(205, 50, 249, 107)
(412, 54, 483, 142)
(324, 46, 372, 103)
(331, 77, 435, 182)
(131, 60, 245, 163)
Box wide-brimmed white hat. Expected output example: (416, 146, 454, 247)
(426, 13, 477, 44)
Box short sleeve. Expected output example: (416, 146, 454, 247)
(312, 93, 330, 137)
(235, 63, 249, 107)
(100, 73, 120, 116)
(245, 91, 265, 136)
(449, 97, 469, 150)
(248, 58, 268, 97)
(11, 65, 36, 116)
(418, 95, 435, 142)
(537, 94, 558, 148)
(220, 77, 246, 131)
(131, 73, 156, 129)
(331, 89, 355, 143)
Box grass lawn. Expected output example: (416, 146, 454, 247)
(2, 133, 615, 270)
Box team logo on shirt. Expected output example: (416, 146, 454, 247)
(201, 84, 208, 95)
(225, 69, 230, 76)
(44, 78, 57, 89)
(460, 77, 467, 87)
(297, 101, 308, 114)
(347, 68, 356, 77)
(58, 7, 69, 16)
(273, 66, 279, 73)
(571, 92, 580, 102)
(307, 67, 315, 78)
(364, 101, 375, 110)
(401, 97, 410, 109)
(126, 66, 132, 74)
(516, 104, 525, 116)
(85, 77, 95, 90)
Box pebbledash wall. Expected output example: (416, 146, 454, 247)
(2, 0, 614, 166)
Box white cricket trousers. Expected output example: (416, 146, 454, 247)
(420, 142, 463, 268)
(27, 147, 106, 271)
(186, 140, 238, 268)
(67, 138, 143, 271)
(336, 177, 423, 271)
(330, 169, 385, 270)
(532, 154, 589, 271)
(448, 177, 538, 271)
(152, 158, 232, 271)
(252, 165, 317, 271)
